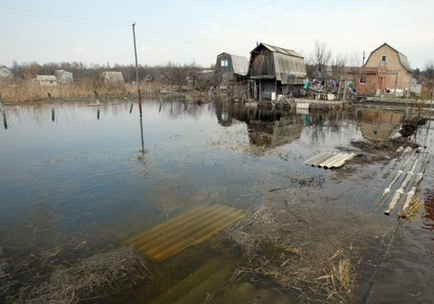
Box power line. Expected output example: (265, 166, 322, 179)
(0, 4, 130, 25)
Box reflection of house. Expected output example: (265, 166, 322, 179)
(34, 75, 57, 86)
(248, 43, 307, 100)
(0, 65, 13, 80)
(215, 52, 248, 92)
(248, 115, 302, 147)
(55, 70, 73, 83)
(348, 43, 413, 97)
(101, 71, 125, 84)
(355, 108, 403, 140)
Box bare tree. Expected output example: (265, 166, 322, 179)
(163, 62, 189, 90)
(22, 62, 42, 79)
(423, 60, 434, 81)
(330, 53, 348, 79)
(186, 61, 201, 90)
(311, 40, 332, 76)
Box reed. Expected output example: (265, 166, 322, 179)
(0, 80, 163, 104)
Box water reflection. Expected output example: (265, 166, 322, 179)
(213, 99, 403, 149)
(2, 111, 7, 129)
(0, 97, 431, 303)
(0, 95, 7, 129)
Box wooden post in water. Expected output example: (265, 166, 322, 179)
(0, 94, 7, 129)
(48, 93, 55, 122)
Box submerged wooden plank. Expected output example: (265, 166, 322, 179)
(123, 204, 245, 262)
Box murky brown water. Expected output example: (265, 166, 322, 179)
(0, 97, 433, 303)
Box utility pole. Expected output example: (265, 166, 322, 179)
(132, 23, 142, 111)
(132, 22, 144, 154)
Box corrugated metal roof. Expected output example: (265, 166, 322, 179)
(397, 52, 413, 73)
(274, 52, 307, 83)
(250, 43, 307, 82)
(260, 43, 304, 58)
(304, 152, 356, 169)
(229, 54, 249, 76)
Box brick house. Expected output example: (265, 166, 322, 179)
(349, 43, 414, 97)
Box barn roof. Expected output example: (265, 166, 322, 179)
(229, 54, 249, 76)
(250, 42, 306, 83)
(217, 52, 249, 76)
(251, 42, 304, 58)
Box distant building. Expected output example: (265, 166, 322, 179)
(248, 42, 307, 100)
(34, 75, 57, 86)
(101, 71, 125, 85)
(215, 52, 249, 91)
(348, 43, 414, 97)
(0, 65, 13, 81)
(55, 70, 73, 83)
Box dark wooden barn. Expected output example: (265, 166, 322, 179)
(248, 43, 306, 100)
(215, 52, 249, 93)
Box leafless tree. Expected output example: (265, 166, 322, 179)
(330, 53, 348, 79)
(162, 62, 189, 90)
(186, 61, 201, 90)
(311, 40, 332, 75)
(423, 60, 434, 81)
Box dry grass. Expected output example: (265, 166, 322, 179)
(3, 246, 150, 304)
(226, 191, 392, 303)
(0, 80, 164, 104)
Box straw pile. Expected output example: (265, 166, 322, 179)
(226, 190, 391, 303)
(7, 246, 149, 304)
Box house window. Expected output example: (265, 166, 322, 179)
(360, 76, 367, 84)
(380, 55, 387, 66)
(221, 60, 229, 67)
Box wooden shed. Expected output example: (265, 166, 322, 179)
(248, 43, 306, 100)
(214, 52, 248, 92)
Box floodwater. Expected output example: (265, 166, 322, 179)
(0, 97, 433, 303)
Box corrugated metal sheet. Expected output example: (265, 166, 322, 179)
(230, 54, 249, 76)
(261, 43, 304, 58)
(149, 259, 235, 304)
(123, 204, 245, 262)
(274, 52, 307, 84)
(304, 152, 356, 169)
(398, 52, 413, 73)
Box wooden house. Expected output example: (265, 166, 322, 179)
(248, 43, 306, 100)
(349, 43, 413, 97)
(214, 52, 248, 92)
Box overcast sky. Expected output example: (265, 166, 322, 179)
(1, 0, 433, 70)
